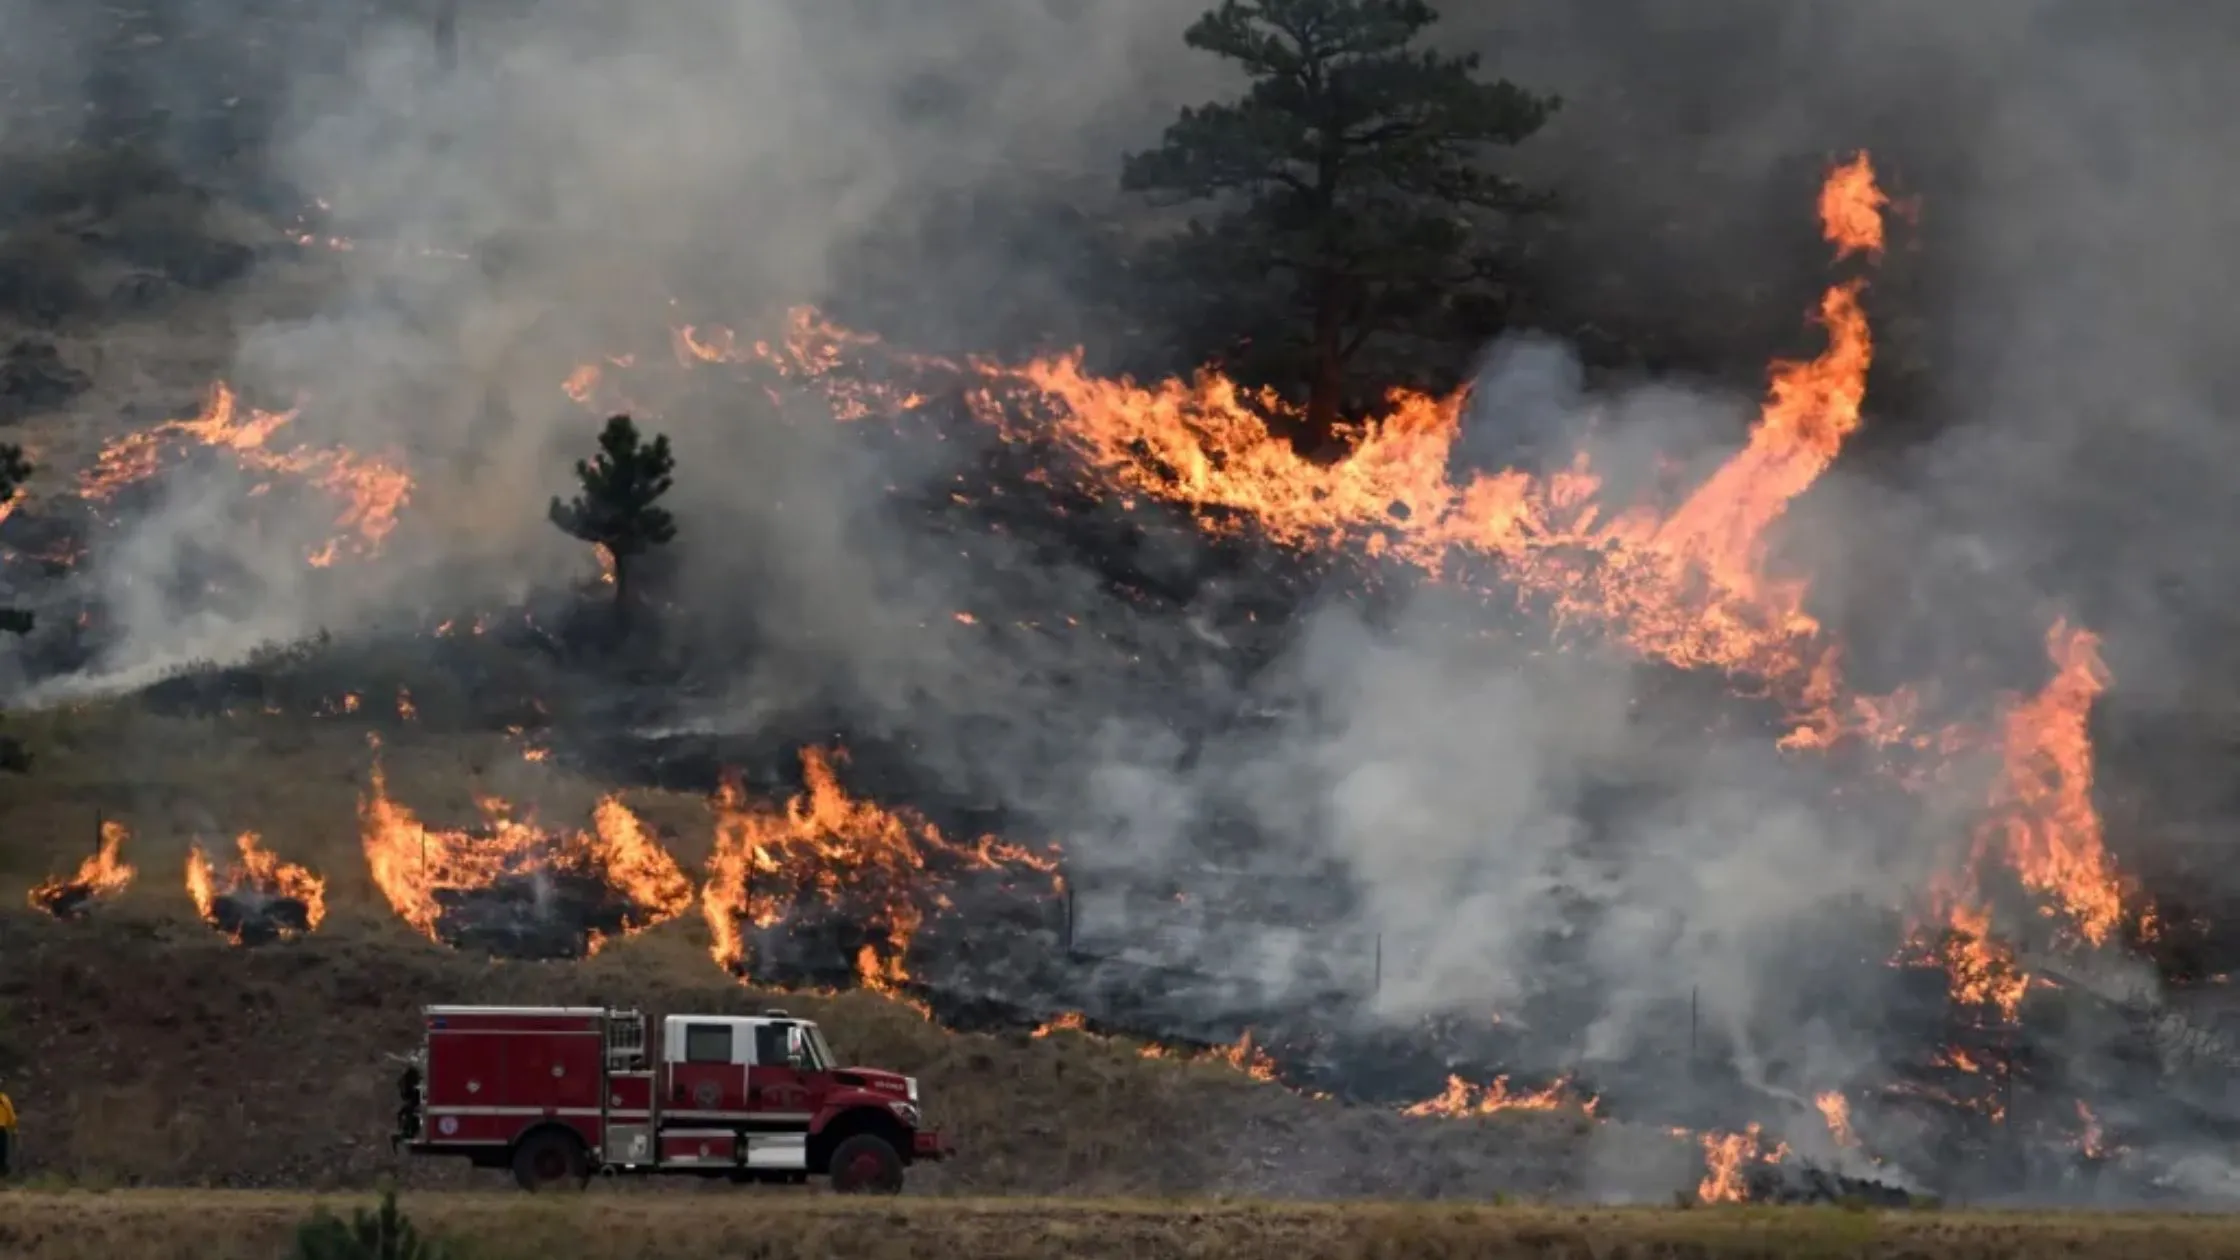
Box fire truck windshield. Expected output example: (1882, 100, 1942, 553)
(803, 1023, 835, 1070)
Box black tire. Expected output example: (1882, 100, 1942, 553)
(511, 1128, 589, 1193)
(827, 1134, 905, 1195)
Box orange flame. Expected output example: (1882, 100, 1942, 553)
(1927, 899, 2031, 1022)
(78, 383, 412, 565)
(1032, 1011, 1091, 1038)
(1402, 1073, 1597, 1118)
(359, 755, 693, 947)
(1978, 621, 2123, 945)
(933, 155, 1885, 731)
(701, 747, 1060, 993)
(1819, 151, 1889, 260)
(28, 820, 135, 917)
(185, 832, 328, 943)
(641, 153, 2126, 1042)
(1816, 1091, 1857, 1148)
(1695, 1123, 1789, 1203)
(1132, 1029, 1284, 1083)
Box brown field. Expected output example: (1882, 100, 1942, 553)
(6, 1189, 2240, 1260)
(0, 701, 1643, 1201)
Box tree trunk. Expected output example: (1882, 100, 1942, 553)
(611, 556, 633, 644)
(1304, 297, 1346, 451)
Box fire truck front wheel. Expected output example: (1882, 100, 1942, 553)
(510, 1127, 590, 1193)
(827, 1134, 905, 1195)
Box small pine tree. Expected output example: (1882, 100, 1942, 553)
(0, 445, 33, 773)
(291, 1189, 451, 1260)
(548, 414, 676, 632)
(1124, 0, 1559, 442)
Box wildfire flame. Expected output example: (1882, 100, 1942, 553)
(1818, 151, 1890, 261)
(1695, 1123, 1790, 1204)
(1401, 1073, 1597, 1118)
(650, 153, 2140, 1032)
(185, 832, 328, 943)
(1816, 1091, 1857, 1148)
(701, 746, 1060, 994)
(1032, 1011, 1090, 1038)
(543, 150, 2139, 1143)
(77, 382, 412, 565)
(359, 753, 693, 948)
(27, 820, 135, 917)
(1979, 621, 2123, 945)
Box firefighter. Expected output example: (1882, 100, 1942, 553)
(0, 1075, 15, 1178)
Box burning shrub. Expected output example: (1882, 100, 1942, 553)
(185, 832, 327, 945)
(359, 755, 693, 960)
(701, 745, 1062, 994)
(27, 819, 134, 918)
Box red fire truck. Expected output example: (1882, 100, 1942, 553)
(391, 1005, 947, 1193)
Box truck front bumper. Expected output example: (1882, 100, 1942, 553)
(911, 1129, 951, 1162)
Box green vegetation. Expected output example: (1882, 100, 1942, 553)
(547, 413, 677, 631)
(291, 1191, 454, 1260)
(1123, 0, 1559, 440)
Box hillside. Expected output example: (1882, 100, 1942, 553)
(0, 701, 1664, 1200)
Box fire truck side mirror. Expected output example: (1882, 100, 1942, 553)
(785, 1026, 805, 1065)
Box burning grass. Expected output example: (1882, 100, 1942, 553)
(703, 745, 1062, 993)
(5, 1191, 2240, 1260)
(184, 831, 326, 944)
(359, 742, 696, 960)
(0, 694, 716, 945)
(25, 818, 134, 918)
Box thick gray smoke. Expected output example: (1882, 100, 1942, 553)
(16, 0, 2240, 1196)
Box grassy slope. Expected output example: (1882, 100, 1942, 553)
(0, 703, 1627, 1200)
(6, 1190, 2239, 1260)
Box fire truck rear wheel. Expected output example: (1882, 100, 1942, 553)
(511, 1129, 590, 1193)
(827, 1134, 905, 1195)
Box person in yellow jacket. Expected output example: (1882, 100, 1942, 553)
(0, 1077, 15, 1178)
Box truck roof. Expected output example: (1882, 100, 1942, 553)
(423, 1005, 616, 1017)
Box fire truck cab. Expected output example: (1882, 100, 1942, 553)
(392, 1004, 946, 1194)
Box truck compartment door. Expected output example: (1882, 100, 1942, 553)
(666, 1020, 748, 1116)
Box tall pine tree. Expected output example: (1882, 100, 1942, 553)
(549, 415, 676, 633)
(1124, 0, 1558, 441)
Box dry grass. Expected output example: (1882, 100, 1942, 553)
(4, 1189, 2239, 1260)
(0, 697, 717, 917)
(0, 702, 1618, 1199)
